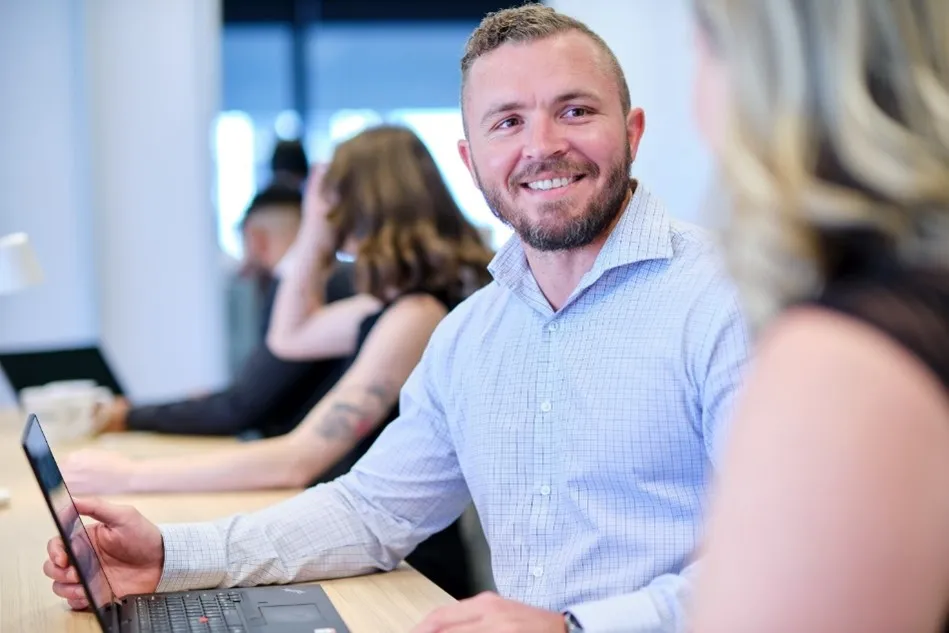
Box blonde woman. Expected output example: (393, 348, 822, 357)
(687, 1, 949, 632)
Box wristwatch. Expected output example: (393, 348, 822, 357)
(564, 613, 585, 632)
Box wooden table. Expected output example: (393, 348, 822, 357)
(0, 411, 454, 633)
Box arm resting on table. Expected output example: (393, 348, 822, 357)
(126, 295, 448, 493)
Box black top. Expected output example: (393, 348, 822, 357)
(309, 289, 474, 601)
(810, 233, 949, 629)
(126, 263, 356, 438)
(814, 233, 949, 389)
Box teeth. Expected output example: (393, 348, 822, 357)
(527, 176, 574, 191)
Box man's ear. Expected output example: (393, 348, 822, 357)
(626, 107, 646, 163)
(457, 140, 479, 189)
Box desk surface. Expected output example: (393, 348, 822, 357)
(0, 411, 454, 633)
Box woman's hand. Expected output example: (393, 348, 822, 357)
(61, 449, 138, 495)
(299, 163, 337, 261)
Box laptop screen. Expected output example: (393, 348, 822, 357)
(21, 414, 117, 631)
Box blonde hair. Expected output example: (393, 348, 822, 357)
(696, 0, 949, 329)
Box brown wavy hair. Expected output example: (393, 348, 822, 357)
(321, 125, 495, 306)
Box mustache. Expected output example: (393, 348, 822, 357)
(509, 158, 599, 188)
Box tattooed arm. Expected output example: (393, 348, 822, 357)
(60, 294, 450, 494)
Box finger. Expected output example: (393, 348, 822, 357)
(73, 496, 127, 525)
(52, 581, 87, 603)
(47, 537, 68, 568)
(413, 606, 483, 633)
(67, 597, 90, 611)
(427, 624, 490, 633)
(43, 558, 78, 583)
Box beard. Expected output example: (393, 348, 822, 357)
(477, 144, 632, 252)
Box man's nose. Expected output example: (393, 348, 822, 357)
(523, 117, 568, 161)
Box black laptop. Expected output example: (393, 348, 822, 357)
(1, 344, 126, 398)
(21, 414, 351, 633)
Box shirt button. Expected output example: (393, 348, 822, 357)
(539, 485, 551, 496)
(540, 401, 552, 413)
(532, 566, 544, 578)
(547, 322, 559, 332)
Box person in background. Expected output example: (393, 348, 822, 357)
(88, 183, 355, 440)
(225, 139, 311, 371)
(43, 6, 749, 631)
(684, 2, 949, 633)
(61, 124, 494, 601)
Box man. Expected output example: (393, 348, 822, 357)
(93, 182, 355, 439)
(44, 6, 748, 632)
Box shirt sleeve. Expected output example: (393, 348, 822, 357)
(564, 561, 698, 633)
(155, 325, 472, 592)
(690, 274, 751, 467)
(126, 344, 333, 436)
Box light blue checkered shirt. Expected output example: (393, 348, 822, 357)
(158, 183, 750, 633)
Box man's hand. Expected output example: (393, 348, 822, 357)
(42, 497, 164, 610)
(94, 398, 131, 434)
(412, 592, 567, 633)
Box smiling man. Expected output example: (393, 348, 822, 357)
(42, 6, 749, 633)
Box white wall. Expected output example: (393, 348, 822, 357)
(0, 0, 99, 352)
(0, 0, 228, 404)
(546, 0, 713, 225)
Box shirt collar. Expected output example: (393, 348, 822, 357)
(488, 181, 674, 293)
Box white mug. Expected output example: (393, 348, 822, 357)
(20, 381, 114, 443)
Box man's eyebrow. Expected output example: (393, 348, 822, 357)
(480, 101, 525, 127)
(552, 90, 601, 105)
(479, 91, 602, 127)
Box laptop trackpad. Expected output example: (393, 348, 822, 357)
(260, 604, 323, 623)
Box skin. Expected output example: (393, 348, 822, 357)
(458, 31, 644, 312)
(688, 21, 949, 633)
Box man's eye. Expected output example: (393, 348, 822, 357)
(497, 117, 519, 129)
(564, 107, 590, 118)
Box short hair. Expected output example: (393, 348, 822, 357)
(270, 139, 309, 182)
(240, 182, 302, 229)
(460, 4, 631, 126)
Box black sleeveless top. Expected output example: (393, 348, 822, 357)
(309, 290, 474, 600)
(814, 235, 949, 389)
(810, 233, 949, 629)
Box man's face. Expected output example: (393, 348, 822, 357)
(458, 32, 645, 252)
(240, 223, 268, 278)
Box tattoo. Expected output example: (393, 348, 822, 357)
(315, 383, 394, 442)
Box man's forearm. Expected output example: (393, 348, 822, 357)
(156, 478, 423, 593)
(125, 395, 245, 436)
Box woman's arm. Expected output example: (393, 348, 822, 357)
(61, 294, 449, 494)
(265, 165, 381, 361)
(691, 308, 949, 633)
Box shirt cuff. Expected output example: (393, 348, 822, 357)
(125, 407, 153, 432)
(156, 522, 228, 593)
(566, 590, 662, 633)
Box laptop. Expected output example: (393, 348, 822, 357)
(21, 414, 351, 633)
(1, 344, 125, 399)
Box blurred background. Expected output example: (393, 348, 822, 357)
(0, 0, 710, 405)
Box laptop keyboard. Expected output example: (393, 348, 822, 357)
(135, 591, 245, 633)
